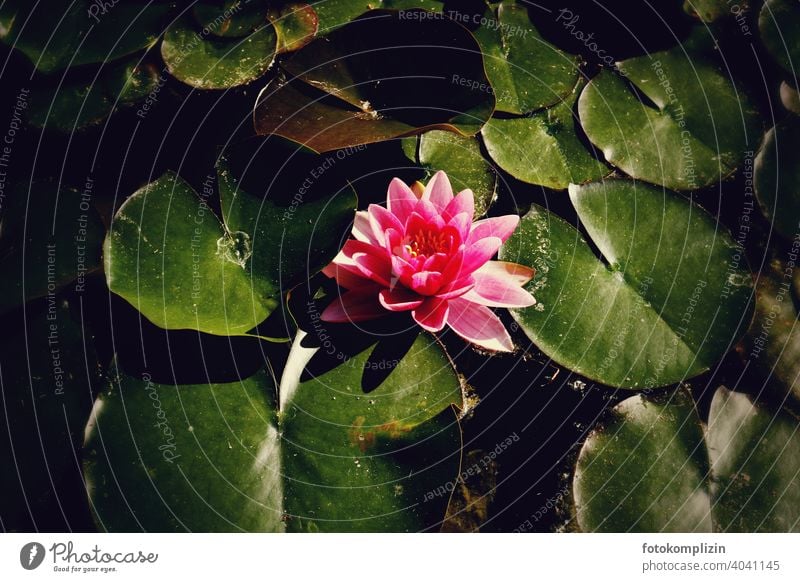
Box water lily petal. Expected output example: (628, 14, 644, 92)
(412, 297, 449, 332)
(321, 288, 384, 323)
(447, 211, 471, 243)
(462, 236, 502, 274)
(368, 203, 404, 247)
(422, 170, 454, 210)
(467, 215, 520, 244)
(378, 287, 424, 312)
(387, 177, 418, 224)
(352, 210, 379, 244)
(410, 270, 444, 295)
(447, 297, 514, 352)
(463, 271, 536, 308)
(444, 189, 475, 224)
(322, 261, 372, 290)
(474, 261, 535, 285)
(353, 252, 392, 286)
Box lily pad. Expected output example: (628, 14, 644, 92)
(574, 386, 800, 532)
(0, 0, 172, 74)
(310, 0, 379, 33)
(84, 332, 462, 532)
(256, 9, 494, 152)
(402, 130, 497, 216)
(578, 49, 761, 190)
(760, 0, 800, 77)
(472, 1, 581, 115)
(481, 80, 609, 189)
(104, 165, 356, 336)
(0, 182, 104, 315)
(500, 179, 754, 388)
(754, 116, 800, 239)
(161, 16, 277, 89)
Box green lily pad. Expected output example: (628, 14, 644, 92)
(0, 182, 104, 315)
(28, 58, 161, 132)
(760, 0, 800, 77)
(683, 0, 743, 23)
(84, 332, 462, 532)
(472, 1, 581, 115)
(500, 179, 754, 389)
(161, 16, 277, 89)
(256, 9, 494, 152)
(310, 0, 379, 33)
(104, 165, 356, 336)
(192, 0, 269, 38)
(578, 49, 761, 190)
(738, 258, 800, 404)
(271, 3, 318, 53)
(1, 299, 100, 529)
(402, 130, 497, 216)
(0, 0, 172, 74)
(481, 80, 609, 189)
(754, 116, 800, 239)
(574, 386, 800, 532)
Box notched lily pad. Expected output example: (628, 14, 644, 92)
(482, 79, 609, 189)
(754, 115, 800, 239)
(579, 49, 761, 190)
(270, 2, 319, 53)
(500, 179, 754, 388)
(161, 15, 277, 89)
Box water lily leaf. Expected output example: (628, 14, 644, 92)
(270, 3, 318, 53)
(84, 332, 462, 532)
(738, 259, 800, 404)
(28, 59, 161, 132)
(754, 116, 800, 239)
(574, 386, 800, 532)
(402, 130, 497, 216)
(481, 80, 609, 189)
(1, 300, 100, 530)
(578, 49, 761, 190)
(683, 0, 743, 23)
(500, 179, 754, 388)
(760, 0, 800, 77)
(0, 183, 104, 315)
(310, 0, 378, 33)
(255, 9, 494, 152)
(192, 0, 269, 38)
(707, 386, 800, 532)
(574, 389, 712, 532)
(104, 164, 356, 336)
(472, 1, 581, 115)
(161, 15, 277, 89)
(0, 0, 172, 74)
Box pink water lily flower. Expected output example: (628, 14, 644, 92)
(320, 171, 536, 352)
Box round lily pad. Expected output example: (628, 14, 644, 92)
(481, 80, 609, 190)
(500, 179, 754, 388)
(161, 16, 277, 89)
(192, 0, 269, 38)
(578, 49, 761, 190)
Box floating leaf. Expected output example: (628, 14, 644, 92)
(0, 0, 171, 74)
(754, 116, 800, 239)
(310, 0, 378, 33)
(402, 130, 497, 216)
(161, 16, 277, 89)
(0, 182, 104, 314)
(481, 80, 609, 189)
(104, 164, 356, 336)
(574, 387, 800, 532)
(760, 0, 800, 77)
(84, 332, 462, 532)
(472, 1, 581, 115)
(578, 49, 761, 190)
(500, 179, 754, 388)
(683, 0, 745, 23)
(256, 9, 494, 152)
